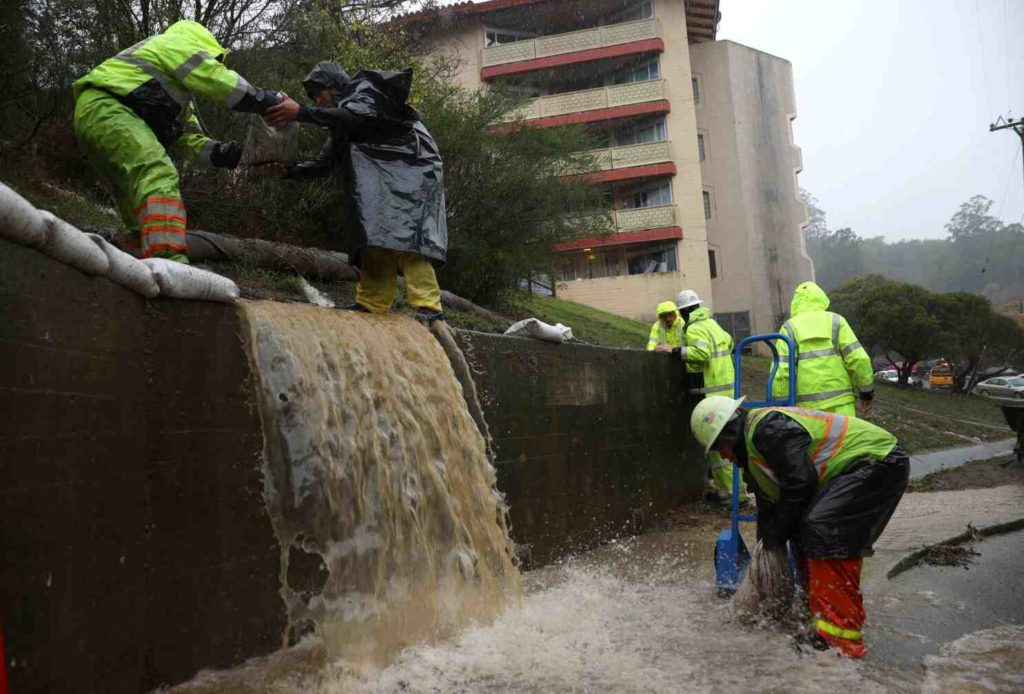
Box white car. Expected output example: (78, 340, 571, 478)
(975, 375, 1024, 399)
(874, 370, 898, 383)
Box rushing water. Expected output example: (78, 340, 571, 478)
(169, 520, 920, 693)
(240, 301, 520, 668)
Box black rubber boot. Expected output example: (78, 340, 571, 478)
(413, 307, 445, 325)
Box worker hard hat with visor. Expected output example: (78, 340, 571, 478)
(676, 289, 702, 311)
(690, 395, 746, 453)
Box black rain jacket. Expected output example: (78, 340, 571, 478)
(288, 62, 447, 266)
(734, 411, 909, 559)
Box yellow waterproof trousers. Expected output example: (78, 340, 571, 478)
(73, 89, 188, 262)
(356, 248, 442, 314)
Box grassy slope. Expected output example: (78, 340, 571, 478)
(1, 170, 120, 230)
(511, 294, 649, 349)
(738, 358, 1012, 453)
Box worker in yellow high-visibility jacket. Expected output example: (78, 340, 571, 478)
(691, 395, 908, 658)
(772, 282, 875, 417)
(73, 20, 283, 262)
(646, 301, 684, 352)
(672, 289, 751, 506)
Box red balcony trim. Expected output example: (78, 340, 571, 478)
(481, 38, 665, 79)
(567, 162, 676, 184)
(532, 100, 672, 129)
(490, 100, 670, 132)
(553, 226, 683, 251)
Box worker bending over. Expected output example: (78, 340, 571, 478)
(646, 301, 684, 352)
(692, 395, 909, 658)
(73, 20, 282, 263)
(773, 282, 875, 416)
(672, 290, 750, 506)
(264, 62, 447, 324)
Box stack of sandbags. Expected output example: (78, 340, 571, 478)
(0, 181, 238, 304)
(732, 540, 794, 623)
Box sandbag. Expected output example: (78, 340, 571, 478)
(0, 182, 48, 247)
(142, 258, 239, 303)
(87, 234, 160, 298)
(39, 212, 110, 276)
(732, 541, 794, 622)
(239, 114, 298, 166)
(504, 317, 573, 343)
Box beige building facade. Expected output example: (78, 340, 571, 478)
(409, 0, 814, 337)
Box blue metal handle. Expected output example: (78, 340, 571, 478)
(729, 332, 798, 551)
(733, 332, 798, 406)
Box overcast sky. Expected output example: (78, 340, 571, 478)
(440, 0, 1023, 241)
(717, 0, 1023, 241)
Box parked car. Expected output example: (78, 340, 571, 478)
(874, 370, 898, 383)
(974, 375, 1024, 399)
(930, 367, 953, 388)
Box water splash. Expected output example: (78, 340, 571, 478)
(240, 300, 520, 668)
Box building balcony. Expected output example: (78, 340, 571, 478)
(499, 79, 668, 125)
(614, 204, 675, 232)
(482, 18, 663, 78)
(562, 140, 674, 184)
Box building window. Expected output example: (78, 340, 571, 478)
(614, 1, 654, 23)
(716, 311, 752, 345)
(703, 190, 712, 220)
(613, 116, 667, 147)
(613, 58, 660, 85)
(627, 243, 678, 275)
(692, 77, 700, 104)
(485, 28, 535, 47)
(708, 249, 718, 279)
(622, 180, 673, 209)
(559, 258, 577, 281)
(697, 133, 706, 162)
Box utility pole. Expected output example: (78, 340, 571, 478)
(990, 115, 1024, 196)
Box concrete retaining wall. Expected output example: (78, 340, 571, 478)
(456, 331, 705, 565)
(0, 237, 702, 691)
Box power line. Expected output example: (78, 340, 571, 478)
(995, 138, 1021, 218)
(982, 117, 1024, 278)
(1004, 0, 1012, 112)
(975, 0, 995, 117)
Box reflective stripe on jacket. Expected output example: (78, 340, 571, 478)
(72, 21, 264, 162)
(773, 282, 874, 411)
(684, 307, 734, 394)
(743, 406, 897, 503)
(646, 318, 684, 351)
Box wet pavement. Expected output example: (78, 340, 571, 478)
(866, 532, 1024, 674)
(875, 485, 1024, 553)
(909, 438, 1016, 479)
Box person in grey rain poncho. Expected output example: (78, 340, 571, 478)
(264, 62, 448, 323)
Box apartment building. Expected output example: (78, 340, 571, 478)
(406, 0, 814, 338)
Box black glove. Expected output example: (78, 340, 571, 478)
(211, 140, 244, 169)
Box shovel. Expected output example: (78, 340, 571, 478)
(714, 332, 797, 594)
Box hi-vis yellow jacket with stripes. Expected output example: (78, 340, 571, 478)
(743, 406, 897, 503)
(682, 307, 735, 395)
(73, 20, 273, 162)
(773, 282, 874, 412)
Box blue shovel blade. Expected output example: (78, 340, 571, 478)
(715, 527, 751, 593)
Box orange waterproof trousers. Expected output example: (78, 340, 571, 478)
(807, 557, 866, 658)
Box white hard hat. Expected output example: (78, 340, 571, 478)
(676, 289, 702, 310)
(690, 395, 746, 453)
